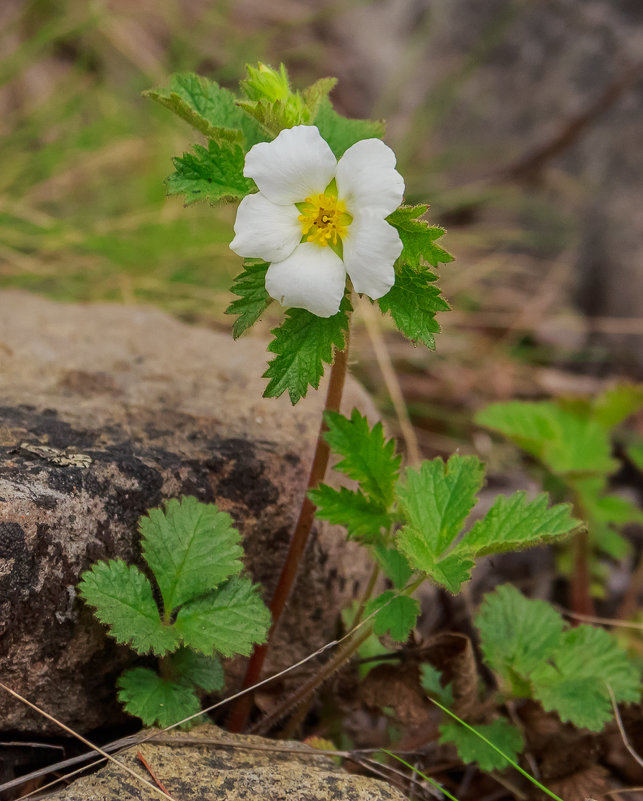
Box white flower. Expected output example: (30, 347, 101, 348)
(230, 125, 404, 318)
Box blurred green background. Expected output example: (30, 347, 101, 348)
(2, 0, 642, 452)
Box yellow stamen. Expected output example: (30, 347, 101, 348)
(298, 192, 352, 247)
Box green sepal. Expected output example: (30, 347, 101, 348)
(226, 261, 272, 338)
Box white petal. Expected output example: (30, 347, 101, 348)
(336, 138, 404, 217)
(265, 242, 346, 317)
(244, 126, 337, 206)
(230, 192, 301, 262)
(342, 212, 402, 299)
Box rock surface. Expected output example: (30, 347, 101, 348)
(0, 291, 376, 733)
(47, 724, 408, 801)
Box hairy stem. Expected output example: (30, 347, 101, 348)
(227, 322, 351, 732)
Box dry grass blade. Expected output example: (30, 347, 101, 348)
(607, 683, 643, 769)
(0, 681, 177, 801)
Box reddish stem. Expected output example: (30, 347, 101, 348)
(227, 335, 351, 732)
(570, 529, 595, 617)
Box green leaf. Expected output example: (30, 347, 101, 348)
(379, 263, 450, 349)
(628, 441, 643, 472)
(263, 301, 350, 404)
(463, 492, 579, 557)
(374, 545, 413, 589)
(592, 384, 643, 428)
(365, 591, 419, 643)
(313, 97, 385, 158)
(141, 497, 244, 614)
(309, 485, 392, 543)
(174, 577, 271, 657)
(397, 456, 485, 555)
(439, 718, 525, 773)
(225, 261, 272, 338)
(323, 409, 401, 507)
(475, 585, 564, 690)
(395, 456, 485, 593)
(420, 664, 454, 706)
(117, 667, 200, 728)
(386, 205, 454, 269)
(78, 561, 179, 656)
(531, 624, 641, 731)
(167, 140, 255, 206)
(475, 401, 618, 476)
(144, 72, 266, 147)
(169, 648, 224, 692)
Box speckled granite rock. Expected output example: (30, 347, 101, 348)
(0, 291, 377, 733)
(47, 725, 408, 801)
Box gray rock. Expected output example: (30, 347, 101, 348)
(0, 291, 377, 733)
(47, 724, 408, 801)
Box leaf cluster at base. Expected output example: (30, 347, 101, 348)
(78, 496, 270, 727)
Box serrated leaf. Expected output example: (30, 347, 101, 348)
(531, 624, 641, 731)
(263, 301, 350, 404)
(463, 491, 579, 557)
(375, 545, 413, 589)
(475, 585, 564, 688)
(386, 205, 454, 269)
(313, 97, 384, 158)
(141, 497, 244, 614)
(117, 667, 200, 728)
(309, 485, 392, 543)
(397, 456, 485, 555)
(78, 561, 179, 655)
(167, 140, 254, 206)
(169, 648, 224, 692)
(628, 442, 643, 472)
(476, 401, 618, 476)
(174, 577, 271, 657)
(225, 261, 272, 338)
(144, 72, 266, 147)
(365, 591, 419, 643)
(323, 409, 401, 507)
(439, 718, 524, 773)
(379, 263, 450, 349)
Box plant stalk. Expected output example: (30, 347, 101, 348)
(227, 325, 351, 732)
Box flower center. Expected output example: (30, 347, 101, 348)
(298, 192, 352, 247)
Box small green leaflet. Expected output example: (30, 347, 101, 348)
(117, 667, 200, 728)
(365, 590, 419, 643)
(169, 648, 224, 693)
(174, 576, 271, 657)
(144, 72, 266, 147)
(476, 586, 642, 731)
(167, 140, 254, 206)
(308, 485, 392, 543)
(591, 384, 643, 429)
(78, 560, 179, 656)
(475, 585, 564, 690)
(386, 205, 454, 270)
(439, 718, 525, 773)
(627, 441, 643, 472)
(397, 456, 485, 557)
(323, 409, 401, 507)
(140, 496, 244, 615)
(531, 624, 641, 731)
(379, 264, 450, 349)
(313, 97, 384, 158)
(462, 492, 579, 556)
(226, 261, 272, 339)
(263, 301, 349, 404)
(395, 458, 577, 593)
(374, 545, 413, 589)
(420, 664, 454, 706)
